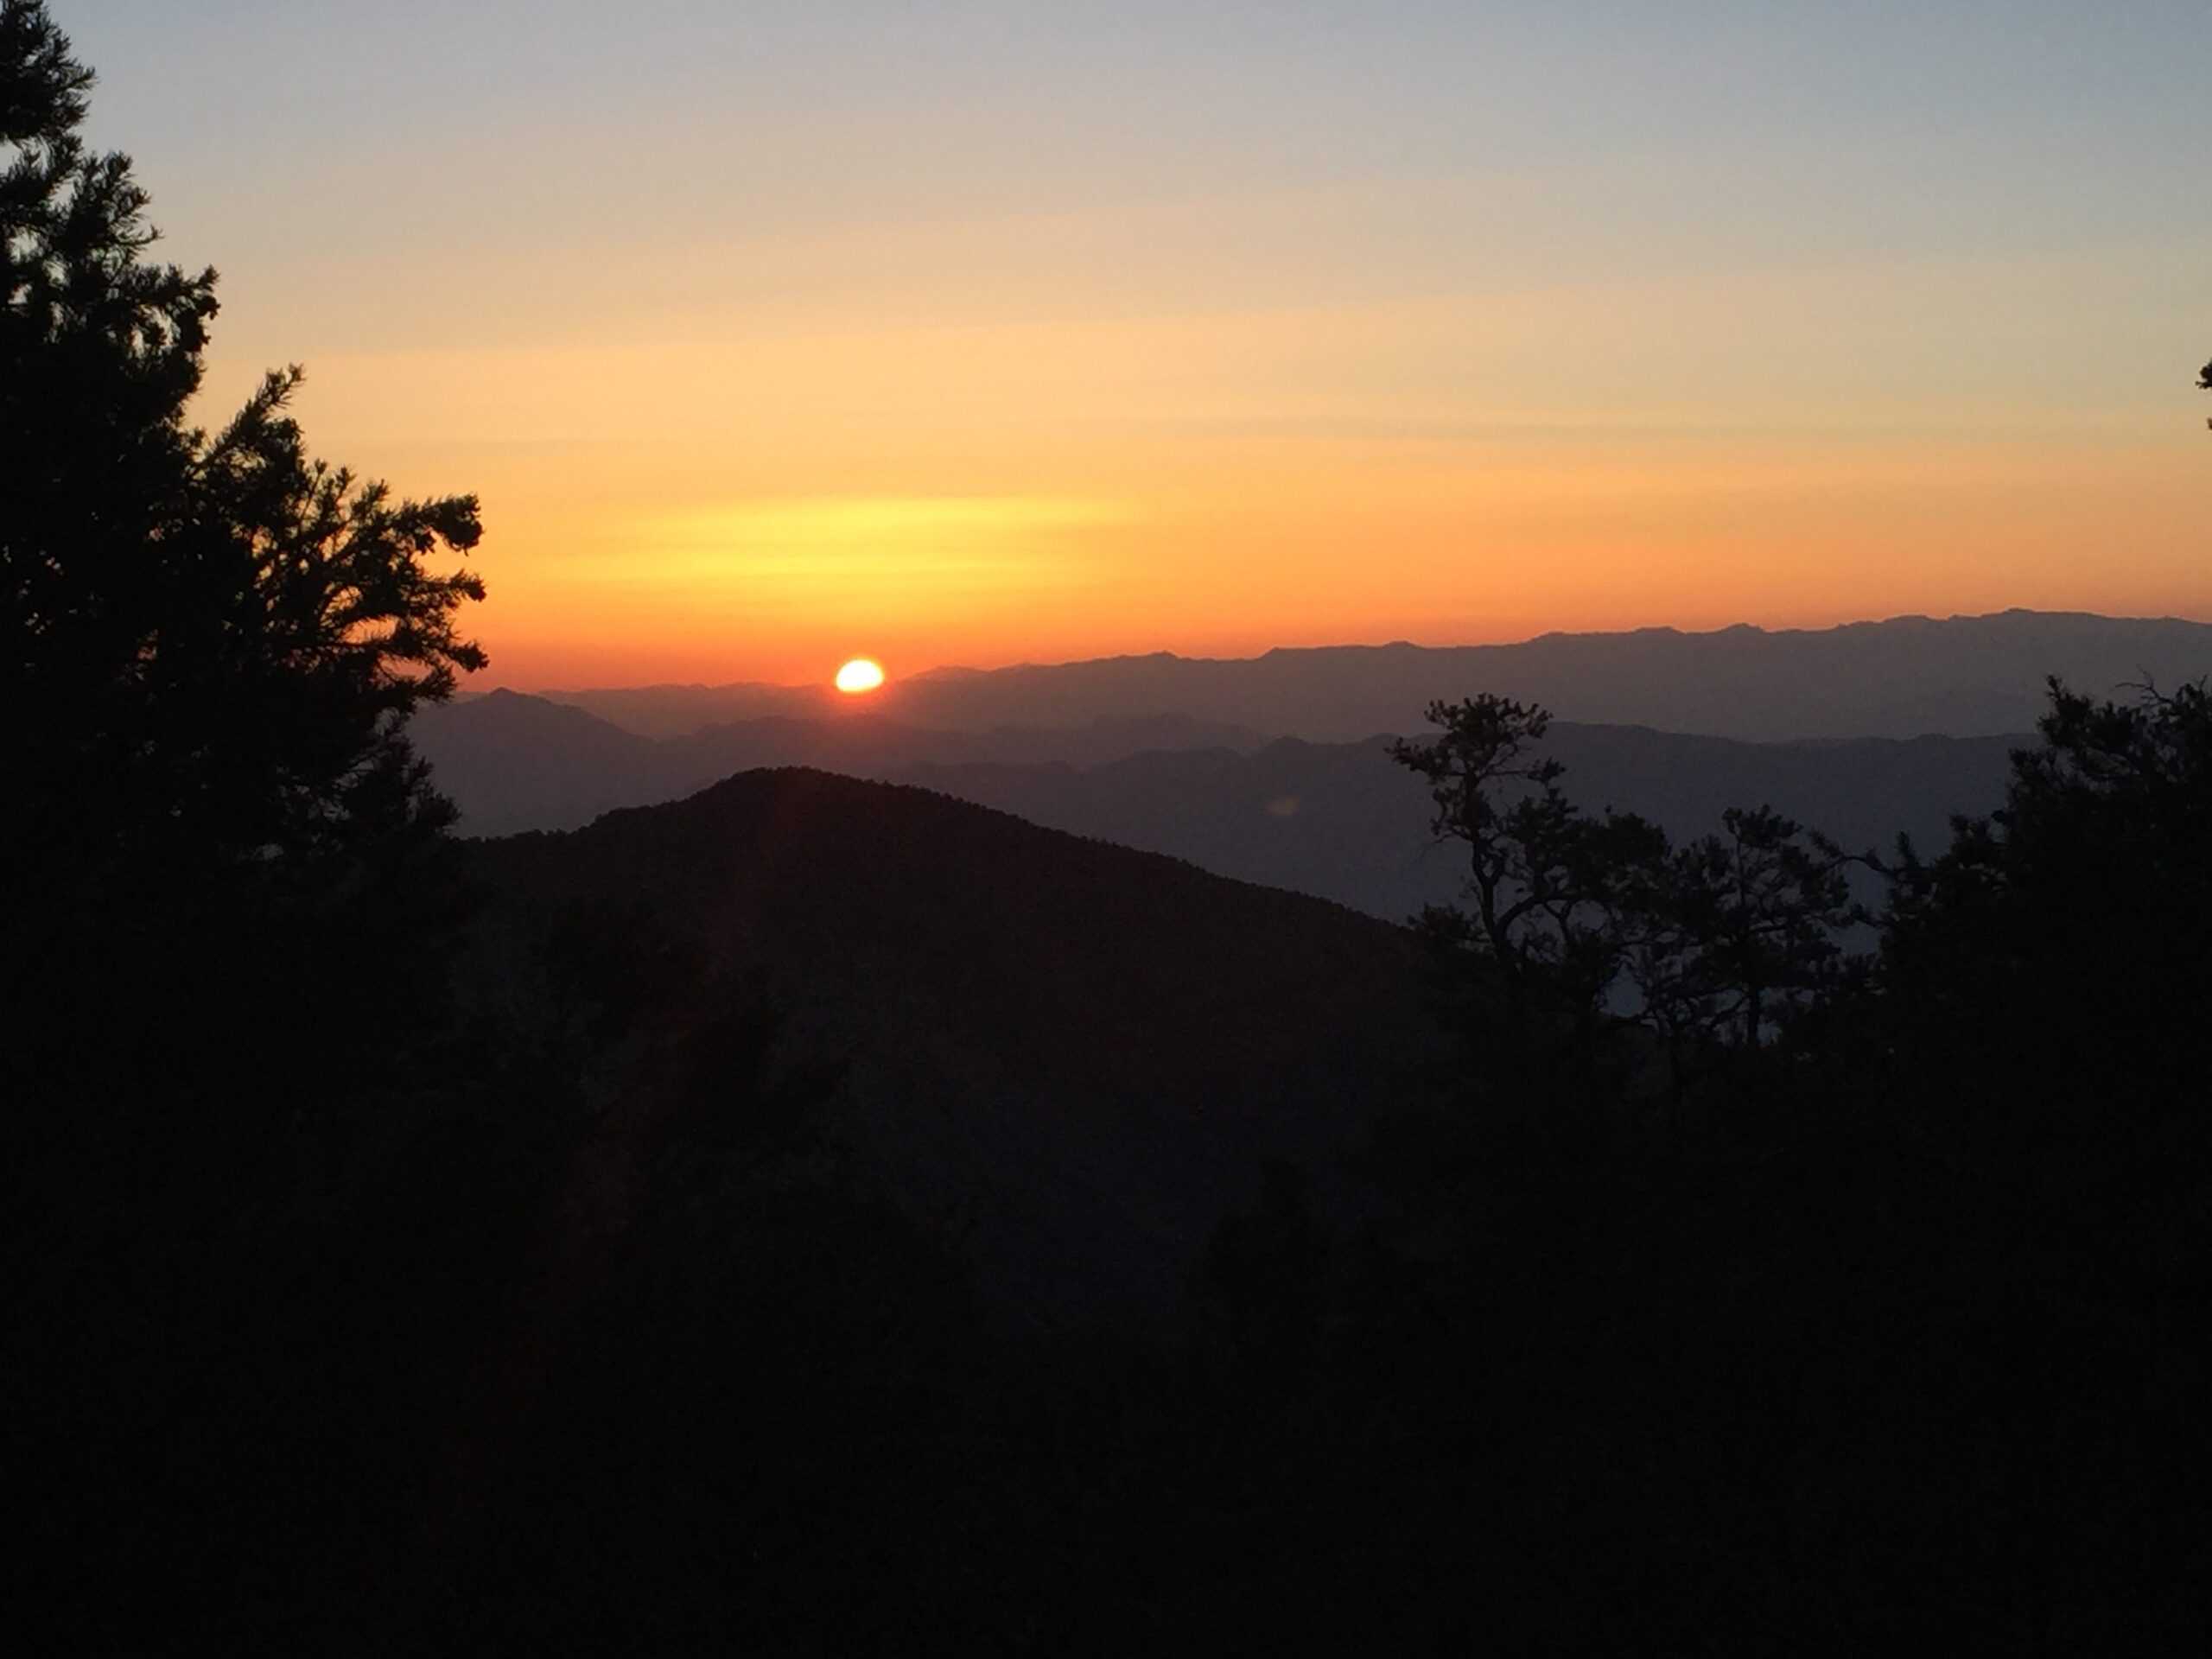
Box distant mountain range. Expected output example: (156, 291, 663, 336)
(900, 726, 2020, 922)
(512, 610, 2212, 742)
(418, 609, 2210, 925)
(414, 692, 2021, 919)
(466, 771, 1436, 1317)
(411, 692, 1266, 837)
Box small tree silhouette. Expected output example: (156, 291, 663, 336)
(1389, 696, 1664, 1026)
(1393, 696, 1870, 1096)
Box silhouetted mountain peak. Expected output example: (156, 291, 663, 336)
(473, 767, 1436, 1315)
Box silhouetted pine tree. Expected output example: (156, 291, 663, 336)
(3, 7, 496, 1643)
(3, 0, 486, 1110)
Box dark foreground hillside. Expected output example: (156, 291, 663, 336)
(12, 772, 1430, 1650)
(16, 721, 2208, 1654)
(447, 707, 2206, 1654)
(463, 769, 1440, 1317)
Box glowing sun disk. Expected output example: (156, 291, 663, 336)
(835, 657, 886, 694)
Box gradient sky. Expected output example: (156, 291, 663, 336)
(69, 1, 2212, 687)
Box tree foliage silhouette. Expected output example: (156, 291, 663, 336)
(1871, 675, 2212, 1105)
(1389, 696, 1667, 1042)
(3, 0, 486, 1091)
(1624, 804, 1863, 1067)
(1390, 693, 1865, 1094)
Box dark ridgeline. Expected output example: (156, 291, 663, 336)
(465, 769, 1440, 1322)
(8, 4, 2210, 1651)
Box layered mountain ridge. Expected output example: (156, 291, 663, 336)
(509, 610, 2212, 742)
(416, 692, 2022, 918)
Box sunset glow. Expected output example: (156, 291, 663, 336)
(72, 3, 2212, 690)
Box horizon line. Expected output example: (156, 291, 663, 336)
(486, 606, 2211, 698)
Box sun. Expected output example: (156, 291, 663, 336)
(834, 657, 886, 695)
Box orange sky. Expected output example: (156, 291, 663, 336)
(256, 281, 2208, 689)
(82, 3, 2212, 690)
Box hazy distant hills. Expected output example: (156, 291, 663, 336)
(466, 770, 1435, 1316)
(419, 607, 2209, 925)
(416, 690, 2020, 918)
(412, 690, 1265, 837)
(522, 610, 2212, 743)
(905, 727, 2022, 921)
